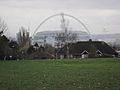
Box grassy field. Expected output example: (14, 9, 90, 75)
(0, 58, 120, 90)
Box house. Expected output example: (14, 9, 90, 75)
(56, 40, 118, 58)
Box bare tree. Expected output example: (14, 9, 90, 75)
(17, 27, 30, 46)
(0, 18, 8, 36)
(17, 26, 31, 52)
(55, 31, 77, 47)
(55, 14, 78, 59)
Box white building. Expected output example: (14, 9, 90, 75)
(32, 30, 90, 46)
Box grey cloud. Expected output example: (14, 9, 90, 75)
(0, 0, 120, 9)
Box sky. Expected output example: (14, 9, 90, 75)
(0, 0, 120, 37)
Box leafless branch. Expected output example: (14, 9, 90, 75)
(0, 18, 8, 35)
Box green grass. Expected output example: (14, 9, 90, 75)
(0, 58, 120, 90)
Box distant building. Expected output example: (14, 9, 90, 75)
(32, 30, 90, 46)
(32, 30, 120, 49)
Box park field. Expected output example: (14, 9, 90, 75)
(0, 58, 120, 90)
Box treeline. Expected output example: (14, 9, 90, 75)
(0, 17, 120, 60)
(0, 18, 55, 60)
(0, 30, 55, 60)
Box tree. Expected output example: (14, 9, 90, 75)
(55, 14, 78, 59)
(9, 40, 19, 59)
(0, 35, 9, 60)
(108, 41, 120, 51)
(17, 26, 30, 47)
(45, 44, 55, 55)
(0, 18, 8, 36)
(27, 45, 35, 55)
(17, 26, 31, 52)
(16, 26, 31, 59)
(0, 18, 9, 60)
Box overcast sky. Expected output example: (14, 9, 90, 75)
(0, 0, 120, 37)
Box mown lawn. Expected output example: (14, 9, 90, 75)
(0, 58, 120, 90)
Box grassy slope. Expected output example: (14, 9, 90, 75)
(0, 58, 120, 90)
